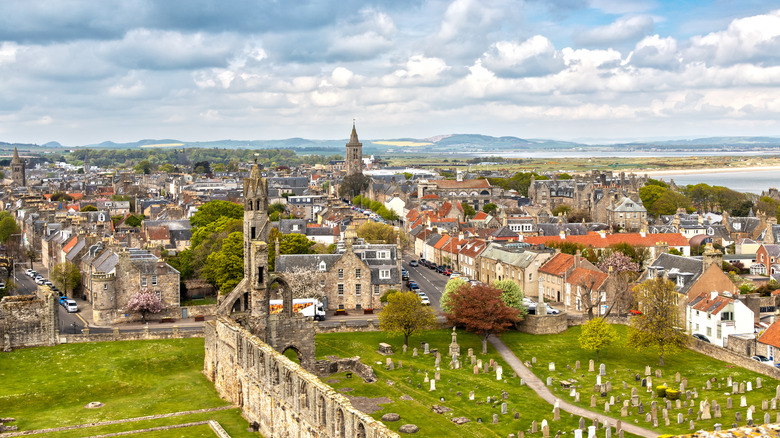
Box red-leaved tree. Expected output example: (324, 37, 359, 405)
(445, 284, 520, 354)
(126, 290, 166, 322)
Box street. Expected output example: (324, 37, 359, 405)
(402, 255, 450, 311)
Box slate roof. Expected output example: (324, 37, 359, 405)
(431, 179, 490, 189)
(644, 253, 704, 294)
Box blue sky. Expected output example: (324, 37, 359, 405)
(1, 0, 779, 145)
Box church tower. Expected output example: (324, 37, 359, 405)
(243, 161, 271, 318)
(10, 147, 25, 187)
(345, 122, 363, 175)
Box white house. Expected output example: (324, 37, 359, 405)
(686, 291, 753, 348)
(384, 196, 406, 219)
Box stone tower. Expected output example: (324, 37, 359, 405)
(345, 122, 363, 175)
(10, 147, 25, 187)
(243, 161, 271, 319)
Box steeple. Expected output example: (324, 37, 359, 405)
(10, 146, 26, 186)
(349, 122, 360, 146)
(11, 147, 20, 164)
(345, 121, 363, 175)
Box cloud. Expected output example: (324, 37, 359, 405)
(103, 29, 239, 70)
(686, 9, 780, 66)
(629, 35, 680, 70)
(481, 36, 566, 78)
(576, 15, 654, 47)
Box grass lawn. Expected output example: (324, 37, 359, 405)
(181, 297, 218, 307)
(502, 325, 780, 436)
(317, 329, 636, 437)
(0, 338, 258, 437)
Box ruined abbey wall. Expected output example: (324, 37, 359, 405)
(204, 317, 397, 438)
(0, 294, 58, 351)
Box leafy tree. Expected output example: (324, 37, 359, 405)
(652, 190, 693, 216)
(379, 290, 437, 347)
(646, 178, 668, 188)
(201, 231, 245, 294)
(269, 229, 316, 271)
(339, 173, 370, 198)
(268, 202, 286, 214)
(357, 222, 399, 244)
(193, 160, 212, 174)
(492, 279, 526, 314)
(628, 278, 687, 365)
(126, 290, 166, 322)
(190, 200, 243, 228)
(462, 203, 476, 219)
(731, 200, 754, 217)
(598, 251, 639, 273)
(380, 288, 400, 303)
(284, 267, 325, 299)
(445, 284, 521, 354)
(0, 212, 21, 244)
(609, 243, 650, 268)
(124, 214, 143, 228)
(134, 160, 156, 174)
(551, 205, 571, 217)
(50, 262, 81, 298)
(441, 277, 468, 313)
(483, 203, 498, 214)
(159, 163, 175, 173)
(321, 181, 330, 192)
(638, 185, 667, 215)
(81, 205, 98, 212)
(579, 317, 617, 361)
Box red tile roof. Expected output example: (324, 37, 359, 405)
(524, 231, 690, 248)
(62, 236, 79, 253)
(460, 239, 486, 258)
(146, 226, 170, 241)
(690, 292, 732, 315)
(433, 236, 450, 250)
(473, 211, 488, 221)
(759, 320, 780, 348)
(566, 267, 608, 289)
(421, 193, 440, 199)
(539, 253, 575, 276)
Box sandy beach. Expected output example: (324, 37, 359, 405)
(643, 165, 780, 177)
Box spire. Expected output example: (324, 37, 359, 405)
(11, 147, 20, 164)
(249, 159, 260, 181)
(348, 122, 361, 146)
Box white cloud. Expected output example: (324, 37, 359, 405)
(687, 9, 780, 66)
(331, 67, 354, 87)
(481, 36, 565, 77)
(629, 35, 680, 69)
(576, 15, 654, 46)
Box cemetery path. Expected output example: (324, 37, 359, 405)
(489, 336, 658, 438)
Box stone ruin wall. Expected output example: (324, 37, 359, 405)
(0, 294, 58, 351)
(204, 317, 398, 438)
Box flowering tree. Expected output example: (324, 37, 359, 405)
(126, 290, 166, 322)
(598, 251, 640, 273)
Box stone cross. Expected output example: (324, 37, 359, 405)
(402, 344, 407, 353)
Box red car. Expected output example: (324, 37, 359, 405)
(629, 309, 642, 316)
(444, 269, 452, 276)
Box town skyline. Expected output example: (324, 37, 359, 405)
(1, 1, 779, 145)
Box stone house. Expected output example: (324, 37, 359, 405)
(81, 243, 181, 324)
(417, 178, 498, 211)
(606, 196, 647, 231)
(564, 266, 608, 315)
(754, 244, 780, 275)
(476, 242, 553, 298)
(757, 321, 780, 364)
(523, 230, 691, 263)
(458, 239, 487, 281)
(276, 233, 402, 312)
(538, 252, 602, 305)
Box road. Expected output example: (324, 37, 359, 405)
(403, 256, 450, 311)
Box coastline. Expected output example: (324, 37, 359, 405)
(641, 165, 780, 177)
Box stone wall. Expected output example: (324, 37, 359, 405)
(0, 294, 58, 351)
(688, 337, 780, 380)
(314, 319, 450, 334)
(515, 312, 568, 334)
(59, 326, 204, 344)
(204, 318, 398, 438)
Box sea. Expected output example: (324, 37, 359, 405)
(645, 169, 779, 195)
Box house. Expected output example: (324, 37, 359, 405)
(538, 251, 602, 305)
(565, 267, 609, 315)
(458, 239, 487, 281)
(476, 242, 553, 299)
(523, 230, 691, 262)
(757, 321, 780, 364)
(642, 245, 738, 301)
(686, 291, 753, 348)
(606, 196, 647, 231)
(754, 244, 780, 275)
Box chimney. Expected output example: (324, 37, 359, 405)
(710, 291, 718, 301)
(640, 227, 646, 238)
(655, 241, 669, 256)
(559, 230, 566, 240)
(574, 250, 581, 268)
(702, 243, 723, 272)
(598, 230, 606, 238)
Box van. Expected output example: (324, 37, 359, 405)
(63, 299, 78, 313)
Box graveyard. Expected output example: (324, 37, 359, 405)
(316, 329, 642, 437)
(501, 325, 780, 436)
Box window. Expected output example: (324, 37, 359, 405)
(320, 280, 325, 287)
(151, 276, 157, 286)
(706, 327, 712, 337)
(380, 269, 390, 279)
(717, 324, 722, 339)
(355, 269, 361, 279)
(374, 285, 380, 295)
(155, 291, 161, 299)
(141, 277, 147, 287)
(355, 284, 361, 295)
(319, 261, 326, 272)
(338, 284, 344, 295)
(377, 251, 390, 259)
(103, 284, 107, 290)
(338, 269, 343, 280)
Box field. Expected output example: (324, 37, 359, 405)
(0, 338, 258, 437)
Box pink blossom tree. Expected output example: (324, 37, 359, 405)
(126, 290, 166, 322)
(598, 251, 640, 273)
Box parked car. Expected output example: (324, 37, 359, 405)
(692, 333, 710, 343)
(418, 258, 426, 265)
(436, 265, 445, 273)
(449, 272, 462, 279)
(35, 277, 46, 285)
(408, 282, 419, 291)
(752, 355, 773, 366)
(545, 304, 560, 315)
(61, 299, 78, 313)
(629, 309, 642, 315)
(409, 260, 418, 267)
(401, 270, 409, 281)
(420, 296, 431, 306)
(428, 263, 438, 270)
(443, 269, 452, 276)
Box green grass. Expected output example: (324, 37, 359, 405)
(316, 330, 628, 437)
(0, 338, 258, 437)
(181, 297, 217, 307)
(502, 325, 780, 435)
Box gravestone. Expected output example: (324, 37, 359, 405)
(747, 382, 752, 392)
(493, 414, 498, 424)
(600, 363, 606, 376)
(645, 365, 651, 375)
(574, 430, 582, 438)
(549, 362, 555, 371)
(714, 404, 721, 418)
(575, 360, 580, 370)
(587, 426, 596, 438)
(430, 380, 436, 391)
(706, 380, 711, 390)
(531, 357, 536, 364)
(621, 406, 627, 417)
(776, 384, 780, 400)
(424, 372, 429, 383)
(424, 343, 430, 354)
(740, 396, 747, 407)
(605, 402, 610, 413)
(689, 420, 695, 430)
(735, 411, 741, 423)
(413, 348, 418, 357)
(757, 377, 762, 389)
(733, 383, 739, 394)
(589, 360, 595, 372)
(542, 424, 549, 438)
(591, 395, 597, 407)
(473, 366, 479, 375)
(531, 420, 537, 433)
(655, 369, 662, 378)
(553, 407, 560, 421)
(435, 370, 440, 381)
(606, 381, 612, 392)
(739, 382, 745, 394)
(496, 366, 503, 381)
(645, 413, 651, 422)
(702, 400, 711, 420)
(575, 392, 580, 402)
(766, 413, 771, 425)
(676, 372, 681, 382)
(772, 399, 777, 410)
(547, 377, 552, 386)
(449, 327, 460, 356)
(763, 400, 769, 411)
(623, 381, 627, 390)
(579, 417, 585, 430)
(638, 402, 644, 414)
(727, 397, 732, 409)
(676, 400, 682, 409)
(469, 391, 474, 400)
(677, 413, 683, 424)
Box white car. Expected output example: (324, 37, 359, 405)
(35, 277, 46, 285)
(449, 272, 462, 279)
(420, 296, 431, 306)
(62, 299, 78, 313)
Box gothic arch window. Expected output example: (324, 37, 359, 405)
(247, 200, 253, 211)
(319, 395, 327, 425)
(284, 371, 293, 398)
(256, 199, 261, 211)
(300, 381, 309, 410)
(357, 422, 366, 438)
(337, 409, 345, 438)
(480, 190, 490, 195)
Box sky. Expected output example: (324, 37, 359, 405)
(1, 0, 780, 145)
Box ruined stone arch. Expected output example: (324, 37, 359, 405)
(284, 370, 294, 398)
(336, 408, 345, 438)
(357, 422, 366, 438)
(299, 381, 309, 410)
(319, 395, 327, 426)
(268, 276, 294, 317)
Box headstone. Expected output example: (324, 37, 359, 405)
(547, 377, 552, 386)
(676, 400, 682, 409)
(747, 408, 753, 423)
(474, 365, 479, 375)
(493, 414, 498, 424)
(606, 381, 612, 393)
(412, 348, 418, 357)
(773, 398, 777, 410)
(740, 395, 747, 407)
(675, 372, 681, 383)
(689, 420, 695, 430)
(735, 411, 741, 423)
(542, 424, 549, 438)
(733, 383, 739, 394)
(727, 375, 732, 386)
(747, 382, 752, 392)
(623, 381, 627, 390)
(575, 392, 580, 402)
(714, 423, 721, 432)
(574, 430, 582, 438)
(655, 369, 662, 378)
(677, 413, 683, 424)
(570, 388, 577, 397)
(587, 426, 596, 438)
(532, 357, 536, 364)
(763, 399, 769, 411)
(515, 412, 519, 420)
(766, 413, 771, 425)
(477, 359, 483, 369)
(496, 366, 503, 381)
(616, 420, 622, 433)
(503, 390, 509, 400)
(702, 401, 711, 420)
(641, 378, 646, 387)
(449, 327, 460, 356)
(589, 360, 595, 372)
(631, 387, 637, 397)
(469, 391, 474, 400)
(638, 402, 644, 414)
(727, 397, 732, 409)
(424, 372, 429, 383)
(605, 426, 612, 438)
(604, 402, 610, 413)
(575, 360, 580, 369)
(621, 406, 627, 417)
(645, 365, 651, 376)
(554, 407, 560, 421)
(597, 375, 602, 386)
(591, 395, 597, 408)
(706, 380, 711, 390)
(468, 348, 473, 357)
(430, 380, 436, 391)
(549, 362, 555, 371)
(714, 404, 721, 418)
(757, 377, 762, 389)
(424, 343, 430, 354)
(776, 385, 780, 400)
(531, 420, 538, 433)
(435, 370, 440, 381)
(600, 363, 606, 376)
(739, 382, 745, 394)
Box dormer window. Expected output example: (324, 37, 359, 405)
(318, 261, 326, 272)
(734, 223, 741, 231)
(676, 276, 684, 287)
(707, 227, 714, 236)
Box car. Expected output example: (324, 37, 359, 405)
(420, 296, 431, 306)
(61, 298, 78, 313)
(410, 284, 420, 291)
(407, 280, 418, 288)
(436, 265, 445, 273)
(401, 270, 409, 281)
(428, 263, 438, 270)
(692, 333, 710, 343)
(418, 258, 426, 264)
(25, 269, 34, 276)
(545, 304, 560, 315)
(752, 355, 773, 366)
(44, 280, 53, 286)
(443, 269, 452, 276)
(416, 291, 427, 298)
(0, 282, 5, 289)
(35, 277, 46, 285)
(449, 272, 462, 279)
(409, 260, 418, 267)
(629, 309, 642, 315)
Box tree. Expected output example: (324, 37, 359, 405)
(284, 267, 325, 299)
(462, 203, 476, 219)
(193, 160, 211, 174)
(551, 205, 571, 217)
(483, 203, 498, 214)
(627, 278, 687, 365)
(190, 200, 242, 229)
(598, 251, 640, 274)
(445, 284, 521, 354)
(356, 222, 400, 244)
(81, 205, 99, 212)
(339, 173, 370, 198)
(0, 212, 21, 244)
(126, 290, 166, 322)
(268, 202, 286, 214)
(379, 291, 437, 347)
(492, 279, 527, 313)
(201, 231, 245, 294)
(579, 317, 617, 361)
(50, 262, 81, 298)
(441, 277, 468, 313)
(269, 229, 316, 271)
(597, 251, 640, 316)
(124, 214, 143, 228)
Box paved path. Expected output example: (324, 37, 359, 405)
(489, 336, 657, 438)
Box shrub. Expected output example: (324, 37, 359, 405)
(656, 385, 667, 398)
(380, 289, 399, 303)
(665, 389, 680, 400)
